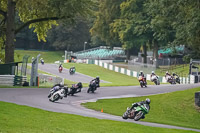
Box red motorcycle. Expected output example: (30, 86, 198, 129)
(138, 76, 147, 88)
(59, 67, 63, 73)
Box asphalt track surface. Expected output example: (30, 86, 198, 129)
(0, 84, 200, 132)
(38, 64, 109, 83)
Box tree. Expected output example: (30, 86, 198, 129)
(47, 17, 91, 51)
(145, 0, 200, 58)
(90, 0, 123, 47)
(0, 0, 94, 63)
(110, 0, 154, 61)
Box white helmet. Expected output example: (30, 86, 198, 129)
(152, 71, 154, 74)
(146, 98, 151, 104)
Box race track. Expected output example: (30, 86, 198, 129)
(38, 64, 109, 83)
(0, 84, 200, 132)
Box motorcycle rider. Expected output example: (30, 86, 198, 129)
(172, 72, 178, 77)
(150, 71, 156, 77)
(59, 63, 63, 69)
(91, 76, 100, 87)
(48, 82, 67, 98)
(139, 71, 145, 77)
(40, 58, 44, 65)
(69, 66, 76, 73)
(59, 63, 63, 71)
(138, 71, 146, 83)
(165, 71, 171, 81)
(70, 82, 83, 93)
(150, 71, 158, 80)
(130, 98, 151, 118)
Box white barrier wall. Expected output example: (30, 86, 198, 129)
(133, 71, 137, 77)
(92, 60, 195, 84)
(99, 61, 103, 67)
(121, 68, 125, 74)
(127, 70, 131, 76)
(115, 66, 119, 72)
(109, 65, 113, 70)
(162, 77, 167, 83)
(95, 60, 98, 65)
(146, 74, 151, 81)
(104, 63, 108, 69)
(190, 75, 195, 84)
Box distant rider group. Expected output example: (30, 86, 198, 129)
(138, 70, 180, 87)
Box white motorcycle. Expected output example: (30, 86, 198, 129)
(49, 87, 68, 102)
(151, 75, 160, 85)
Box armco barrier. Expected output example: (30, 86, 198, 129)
(91, 60, 195, 84)
(0, 75, 15, 86)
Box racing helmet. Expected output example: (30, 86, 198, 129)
(166, 71, 169, 74)
(145, 98, 151, 104)
(151, 71, 154, 74)
(140, 71, 143, 74)
(60, 82, 64, 87)
(77, 82, 82, 88)
(96, 76, 99, 80)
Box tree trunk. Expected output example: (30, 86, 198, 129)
(5, 0, 15, 63)
(143, 44, 147, 63)
(153, 39, 159, 68)
(126, 49, 130, 61)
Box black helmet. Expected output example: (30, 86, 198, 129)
(96, 76, 99, 80)
(77, 82, 82, 88)
(145, 98, 151, 104)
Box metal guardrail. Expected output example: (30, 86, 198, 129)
(0, 75, 15, 86)
(0, 75, 28, 86)
(14, 76, 27, 86)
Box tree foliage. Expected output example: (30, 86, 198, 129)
(92, 0, 200, 59)
(90, 0, 123, 47)
(0, 0, 94, 63)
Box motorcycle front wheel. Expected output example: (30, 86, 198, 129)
(140, 82, 143, 88)
(87, 88, 91, 93)
(134, 111, 144, 121)
(52, 94, 60, 102)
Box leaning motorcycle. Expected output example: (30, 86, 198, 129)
(166, 75, 176, 84)
(138, 76, 147, 88)
(69, 68, 75, 75)
(59, 67, 63, 73)
(49, 87, 68, 102)
(122, 103, 150, 121)
(151, 75, 160, 85)
(87, 80, 97, 93)
(48, 86, 68, 100)
(174, 75, 180, 84)
(68, 87, 81, 96)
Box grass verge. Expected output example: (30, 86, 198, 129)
(82, 87, 200, 129)
(63, 63, 155, 86)
(0, 101, 198, 133)
(15, 50, 64, 63)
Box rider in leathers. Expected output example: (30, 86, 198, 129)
(130, 98, 151, 118)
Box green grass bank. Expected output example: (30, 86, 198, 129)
(0, 101, 198, 133)
(82, 87, 200, 129)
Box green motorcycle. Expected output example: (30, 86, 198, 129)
(122, 103, 150, 121)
